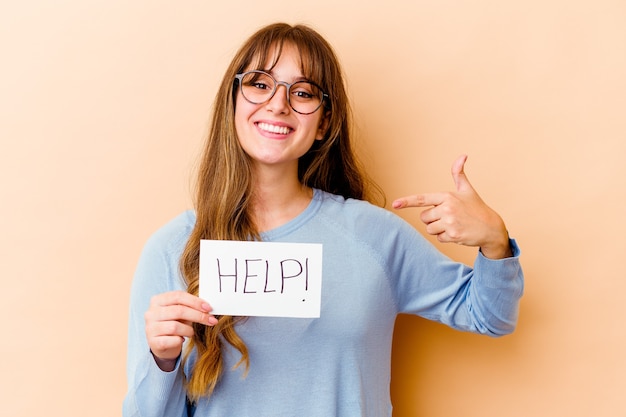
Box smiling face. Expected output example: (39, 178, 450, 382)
(234, 43, 328, 174)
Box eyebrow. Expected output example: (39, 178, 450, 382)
(263, 69, 309, 83)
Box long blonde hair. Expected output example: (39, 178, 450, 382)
(180, 22, 383, 401)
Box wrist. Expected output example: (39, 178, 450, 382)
(151, 352, 179, 372)
(480, 232, 512, 260)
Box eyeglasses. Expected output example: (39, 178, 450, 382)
(234, 70, 329, 115)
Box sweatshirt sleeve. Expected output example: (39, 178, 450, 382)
(123, 214, 193, 417)
(385, 213, 524, 336)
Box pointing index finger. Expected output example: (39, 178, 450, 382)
(392, 193, 445, 209)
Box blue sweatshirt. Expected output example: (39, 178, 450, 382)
(124, 189, 524, 417)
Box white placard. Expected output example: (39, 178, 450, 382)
(199, 240, 323, 318)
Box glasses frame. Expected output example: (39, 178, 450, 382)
(234, 70, 329, 115)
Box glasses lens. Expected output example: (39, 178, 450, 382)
(238, 71, 325, 114)
(240, 71, 275, 104)
(289, 81, 323, 114)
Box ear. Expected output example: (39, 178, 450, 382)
(315, 111, 331, 140)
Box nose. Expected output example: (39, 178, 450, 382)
(265, 82, 290, 113)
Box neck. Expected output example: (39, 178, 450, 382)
(250, 165, 312, 232)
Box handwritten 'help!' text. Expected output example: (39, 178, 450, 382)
(199, 240, 323, 318)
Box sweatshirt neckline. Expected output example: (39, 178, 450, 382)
(260, 188, 323, 241)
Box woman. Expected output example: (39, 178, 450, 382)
(124, 22, 523, 417)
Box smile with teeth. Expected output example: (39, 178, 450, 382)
(257, 122, 292, 135)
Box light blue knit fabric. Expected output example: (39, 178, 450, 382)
(124, 189, 523, 417)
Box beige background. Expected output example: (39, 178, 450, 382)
(1, 1, 624, 416)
